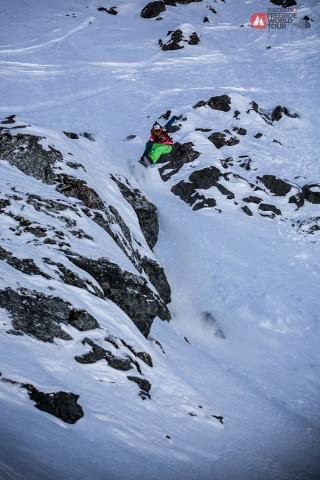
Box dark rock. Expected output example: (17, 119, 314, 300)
(160, 29, 199, 50)
(259, 175, 292, 196)
(0, 247, 49, 277)
(56, 174, 104, 209)
(233, 127, 247, 135)
(220, 157, 233, 169)
(270, 0, 296, 6)
(75, 338, 133, 370)
(271, 105, 298, 122)
(188, 32, 200, 45)
(0, 288, 99, 342)
(44, 258, 102, 297)
(195, 127, 212, 132)
(0, 130, 62, 184)
(66, 161, 86, 170)
(243, 195, 262, 204)
(23, 385, 84, 424)
(127, 376, 151, 398)
(136, 352, 153, 367)
(125, 134, 136, 141)
(233, 110, 240, 119)
(159, 110, 171, 120)
(246, 101, 272, 125)
(141, 1, 166, 18)
(192, 197, 216, 210)
(190, 166, 221, 189)
(288, 192, 304, 208)
(207, 95, 231, 112)
(193, 100, 207, 109)
(0, 198, 10, 211)
(69, 256, 170, 337)
(254, 132, 263, 138)
(111, 175, 159, 249)
(208, 132, 239, 149)
(216, 183, 235, 199)
(259, 203, 282, 216)
(203, 16, 209, 23)
(212, 415, 224, 424)
(158, 142, 200, 181)
(141, 256, 171, 303)
(1, 115, 16, 124)
(303, 184, 320, 204)
(63, 131, 79, 140)
(242, 205, 253, 216)
(81, 131, 95, 141)
(97, 6, 118, 14)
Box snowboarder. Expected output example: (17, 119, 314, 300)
(140, 116, 177, 167)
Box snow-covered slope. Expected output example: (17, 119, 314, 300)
(0, 1, 319, 479)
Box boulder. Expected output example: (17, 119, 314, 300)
(259, 175, 292, 196)
(207, 95, 231, 112)
(208, 132, 239, 149)
(141, 1, 166, 18)
(271, 105, 298, 122)
(23, 384, 84, 424)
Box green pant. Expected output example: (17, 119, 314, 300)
(148, 143, 173, 164)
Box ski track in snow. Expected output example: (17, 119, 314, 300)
(0, 16, 95, 55)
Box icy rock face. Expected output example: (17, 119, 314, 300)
(69, 255, 170, 337)
(0, 129, 61, 184)
(0, 116, 171, 340)
(111, 174, 159, 249)
(0, 288, 99, 342)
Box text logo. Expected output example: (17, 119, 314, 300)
(250, 12, 267, 29)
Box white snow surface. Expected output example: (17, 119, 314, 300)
(0, 1, 320, 479)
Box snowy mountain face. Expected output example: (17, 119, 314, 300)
(0, 1, 319, 479)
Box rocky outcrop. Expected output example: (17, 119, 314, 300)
(0, 288, 99, 342)
(171, 166, 235, 210)
(23, 384, 84, 424)
(75, 337, 133, 370)
(194, 95, 231, 112)
(127, 376, 152, 399)
(157, 142, 200, 181)
(208, 132, 240, 149)
(69, 256, 170, 337)
(259, 175, 292, 196)
(0, 129, 61, 184)
(111, 175, 159, 249)
(159, 29, 200, 50)
(271, 105, 298, 122)
(259, 203, 282, 217)
(0, 247, 49, 278)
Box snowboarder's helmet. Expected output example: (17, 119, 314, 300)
(153, 123, 161, 130)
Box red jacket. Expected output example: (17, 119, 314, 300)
(150, 129, 173, 145)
